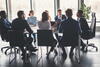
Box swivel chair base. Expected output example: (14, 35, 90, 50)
(1, 46, 20, 55)
(83, 40, 98, 52)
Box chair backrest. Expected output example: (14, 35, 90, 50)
(7, 30, 24, 42)
(37, 30, 54, 46)
(90, 13, 96, 37)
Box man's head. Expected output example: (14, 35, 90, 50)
(29, 10, 34, 16)
(77, 10, 83, 17)
(57, 9, 62, 16)
(17, 10, 25, 19)
(0, 10, 7, 19)
(65, 9, 73, 18)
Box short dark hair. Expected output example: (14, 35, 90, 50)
(17, 10, 24, 18)
(78, 10, 83, 15)
(57, 9, 62, 12)
(42, 12, 49, 22)
(0, 10, 7, 18)
(29, 10, 34, 16)
(65, 9, 72, 17)
(29, 10, 34, 13)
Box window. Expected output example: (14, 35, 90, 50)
(60, 0, 78, 19)
(84, 0, 100, 21)
(11, 0, 30, 20)
(34, 0, 54, 20)
(0, 0, 6, 10)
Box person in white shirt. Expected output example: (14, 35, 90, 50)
(38, 12, 57, 57)
(27, 10, 37, 26)
(38, 12, 51, 30)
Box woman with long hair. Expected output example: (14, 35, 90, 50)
(38, 12, 57, 57)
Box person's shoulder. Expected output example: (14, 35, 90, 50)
(72, 19, 78, 23)
(33, 16, 37, 18)
(0, 18, 4, 22)
(0, 18, 3, 22)
(23, 19, 27, 22)
(12, 18, 19, 22)
(80, 17, 86, 21)
(61, 19, 68, 24)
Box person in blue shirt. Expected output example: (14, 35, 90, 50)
(0, 11, 11, 41)
(27, 10, 37, 27)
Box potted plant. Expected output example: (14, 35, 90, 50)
(80, 3, 91, 19)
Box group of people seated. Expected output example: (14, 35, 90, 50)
(0, 8, 90, 60)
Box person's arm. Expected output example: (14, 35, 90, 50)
(48, 21, 52, 30)
(60, 21, 65, 32)
(38, 21, 41, 29)
(80, 18, 90, 30)
(84, 18, 90, 30)
(25, 20, 37, 42)
(77, 21, 82, 35)
(24, 20, 33, 33)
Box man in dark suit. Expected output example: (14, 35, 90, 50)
(77, 10, 90, 51)
(12, 11, 37, 59)
(54, 9, 66, 41)
(0, 11, 11, 41)
(55, 9, 66, 33)
(59, 9, 80, 58)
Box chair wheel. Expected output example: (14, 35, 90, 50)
(1, 48, 4, 52)
(96, 48, 98, 51)
(5, 48, 10, 55)
(83, 47, 88, 53)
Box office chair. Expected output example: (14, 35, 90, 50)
(81, 13, 98, 52)
(1, 30, 21, 64)
(1, 31, 20, 55)
(37, 30, 57, 64)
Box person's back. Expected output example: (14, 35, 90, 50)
(27, 16, 37, 24)
(61, 18, 79, 40)
(38, 12, 51, 30)
(59, 9, 80, 58)
(80, 17, 89, 32)
(11, 11, 38, 60)
(12, 18, 32, 33)
(27, 10, 37, 26)
(77, 10, 90, 36)
(38, 20, 51, 30)
(0, 11, 11, 41)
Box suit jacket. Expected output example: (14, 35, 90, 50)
(55, 15, 66, 22)
(12, 18, 33, 33)
(79, 17, 90, 38)
(79, 17, 90, 33)
(0, 18, 11, 41)
(55, 15, 66, 32)
(12, 18, 33, 42)
(60, 17, 80, 46)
